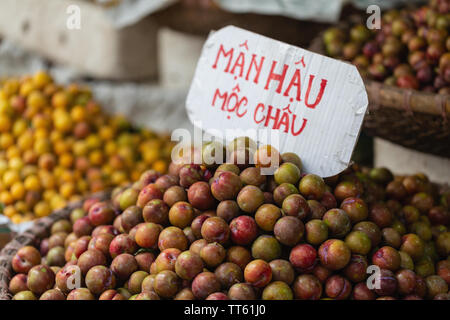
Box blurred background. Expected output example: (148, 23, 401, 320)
(1, 0, 449, 176)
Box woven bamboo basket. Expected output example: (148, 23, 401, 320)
(0, 190, 110, 300)
(309, 32, 450, 158)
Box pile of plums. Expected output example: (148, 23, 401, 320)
(8, 138, 450, 300)
(322, 0, 449, 93)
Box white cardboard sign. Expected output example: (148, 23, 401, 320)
(186, 26, 368, 177)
